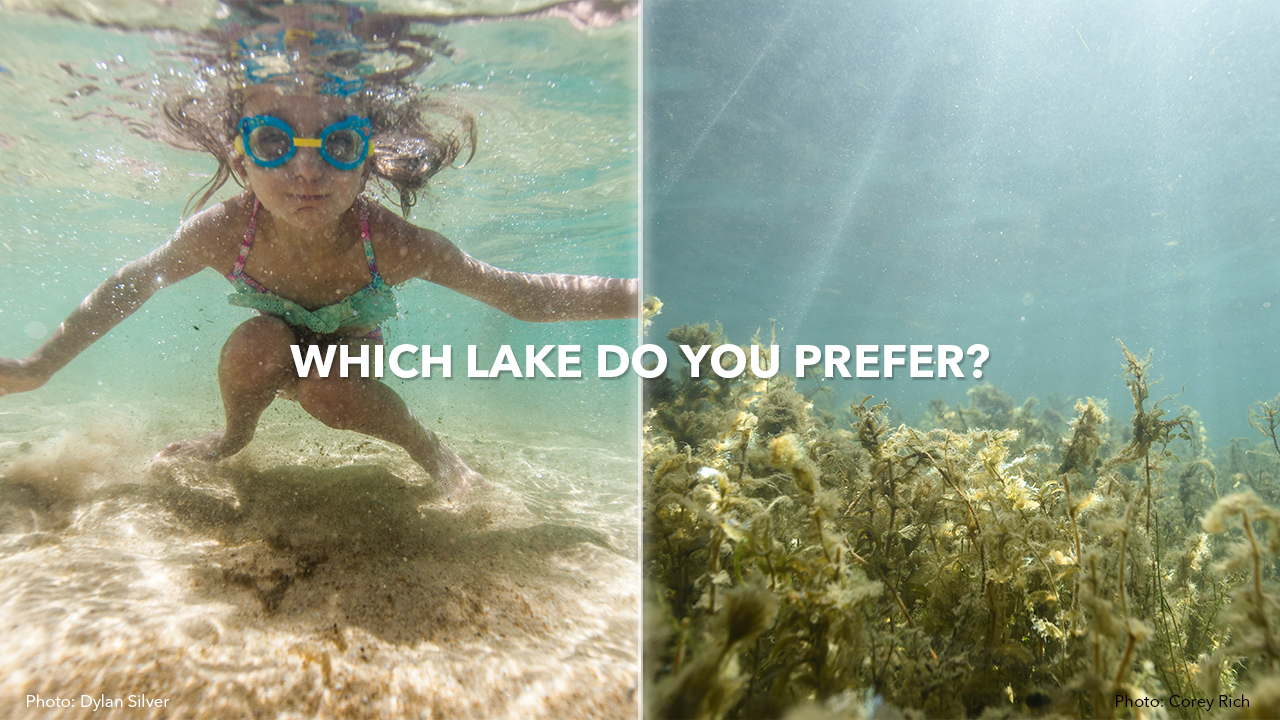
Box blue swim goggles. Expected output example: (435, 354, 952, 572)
(236, 115, 372, 171)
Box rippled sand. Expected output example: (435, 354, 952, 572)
(0, 400, 638, 719)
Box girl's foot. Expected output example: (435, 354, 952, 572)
(155, 431, 226, 461)
(427, 443, 488, 496)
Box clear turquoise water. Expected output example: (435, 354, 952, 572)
(0, 6, 637, 718)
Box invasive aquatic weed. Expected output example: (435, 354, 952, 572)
(646, 323, 1280, 719)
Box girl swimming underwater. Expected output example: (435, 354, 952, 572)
(0, 74, 637, 490)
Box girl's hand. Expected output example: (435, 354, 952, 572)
(0, 358, 49, 396)
(0, 201, 227, 398)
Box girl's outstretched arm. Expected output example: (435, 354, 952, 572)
(0, 210, 227, 396)
(404, 225, 639, 322)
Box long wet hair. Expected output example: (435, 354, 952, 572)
(162, 81, 476, 217)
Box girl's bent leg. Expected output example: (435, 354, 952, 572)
(158, 316, 298, 460)
(295, 374, 483, 491)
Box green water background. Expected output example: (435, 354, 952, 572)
(645, 0, 1279, 446)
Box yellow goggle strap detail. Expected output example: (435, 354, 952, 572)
(237, 136, 372, 161)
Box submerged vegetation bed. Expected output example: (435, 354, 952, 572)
(644, 322, 1280, 720)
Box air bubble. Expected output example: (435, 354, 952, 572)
(24, 321, 47, 339)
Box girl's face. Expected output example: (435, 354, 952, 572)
(236, 88, 371, 230)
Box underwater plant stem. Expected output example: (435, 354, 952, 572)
(842, 487, 868, 517)
(674, 617, 691, 672)
(1085, 554, 1106, 716)
(937, 464, 980, 536)
(1108, 504, 1141, 714)
(1149, 502, 1189, 696)
(870, 633, 904, 700)
(884, 462, 898, 556)
(848, 550, 917, 629)
(1061, 473, 1085, 629)
(1152, 453, 1162, 532)
(660, 506, 693, 613)
(1119, 507, 1132, 625)
(1249, 395, 1280, 457)
(709, 528, 723, 613)
(931, 454, 987, 591)
(1186, 459, 1221, 500)
(1145, 456, 1154, 535)
(1240, 508, 1277, 666)
(814, 513, 833, 566)
(1153, 574, 1193, 699)
(923, 432, 998, 648)
(1112, 632, 1138, 697)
